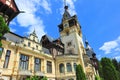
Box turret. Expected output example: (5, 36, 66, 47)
(28, 29, 39, 43)
(85, 40, 99, 70)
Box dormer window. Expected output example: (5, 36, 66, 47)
(28, 42, 31, 47)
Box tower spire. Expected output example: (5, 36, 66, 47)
(64, 0, 67, 7)
(62, 0, 71, 21)
(64, 0, 68, 10)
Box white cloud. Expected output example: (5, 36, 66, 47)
(99, 36, 120, 54)
(60, 0, 77, 16)
(66, 0, 77, 15)
(10, 28, 16, 32)
(115, 48, 120, 52)
(115, 56, 120, 60)
(97, 54, 102, 60)
(14, 0, 52, 39)
(39, 0, 52, 14)
(10, 21, 16, 25)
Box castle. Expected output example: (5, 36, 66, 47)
(0, 0, 98, 80)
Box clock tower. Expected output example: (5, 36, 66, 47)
(58, 5, 86, 71)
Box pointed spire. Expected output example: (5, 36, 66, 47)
(33, 28, 36, 35)
(64, 0, 68, 10)
(85, 40, 89, 47)
(64, 0, 67, 7)
(30, 28, 37, 37)
(62, 0, 71, 21)
(85, 40, 92, 50)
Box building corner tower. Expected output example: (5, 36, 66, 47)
(58, 5, 86, 72)
(57, 3, 98, 80)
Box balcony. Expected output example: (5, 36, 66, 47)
(19, 70, 32, 76)
(35, 71, 44, 76)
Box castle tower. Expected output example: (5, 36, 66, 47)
(58, 5, 86, 71)
(0, 0, 20, 24)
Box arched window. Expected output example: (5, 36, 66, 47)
(59, 63, 64, 73)
(67, 63, 72, 72)
(74, 63, 77, 71)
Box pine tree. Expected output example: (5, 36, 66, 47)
(112, 58, 120, 80)
(101, 57, 119, 80)
(76, 64, 86, 80)
(112, 58, 119, 71)
(0, 15, 9, 47)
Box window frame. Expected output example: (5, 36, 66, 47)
(47, 61, 52, 73)
(34, 58, 41, 72)
(73, 63, 77, 72)
(66, 63, 72, 72)
(3, 50, 11, 68)
(19, 54, 29, 70)
(59, 63, 65, 73)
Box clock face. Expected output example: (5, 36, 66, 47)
(64, 23, 68, 28)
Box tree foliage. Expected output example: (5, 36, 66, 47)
(112, 58, 120, 71)
(100, 57, 119, 80)
(76, 64, 86, 80)
(26, 76, 39, 80)
(26, 76, 47, 80)
(98, 61, 103, 79)
(0, 15, 9, 47)
(95, 75, 101, 80)
(112, 58, 120, 80)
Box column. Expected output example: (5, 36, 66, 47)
(31, 56, 34, 74)
(64, 62, 66, 74)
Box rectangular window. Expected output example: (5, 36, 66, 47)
(3, 50, 11, 68)
(36, 45, 38, 50)
(0, 47, 4, 57)
(19, 54, 29, 70)
(67, 42, 72, 47)
(34, 58, 41, 72)
(28, 42, 31, 47)
(47, 61, 52, 73)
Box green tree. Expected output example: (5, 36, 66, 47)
(112, 58, 119, 71)
(112, 58, 120, 80)
(98, 61, 103, 79)
(26, 76, 39, 80)
(101, 57, 119, 80)
(95, 75, 101, 80)
(0, 15, 9, 47)
(26, 76, 48, 80)
(41, 76, 47, 80)
(76, 64, 86, 80)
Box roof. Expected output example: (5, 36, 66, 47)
(42, 47, 50, 54)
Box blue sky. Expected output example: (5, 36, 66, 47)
(10, 0, 120, 61)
